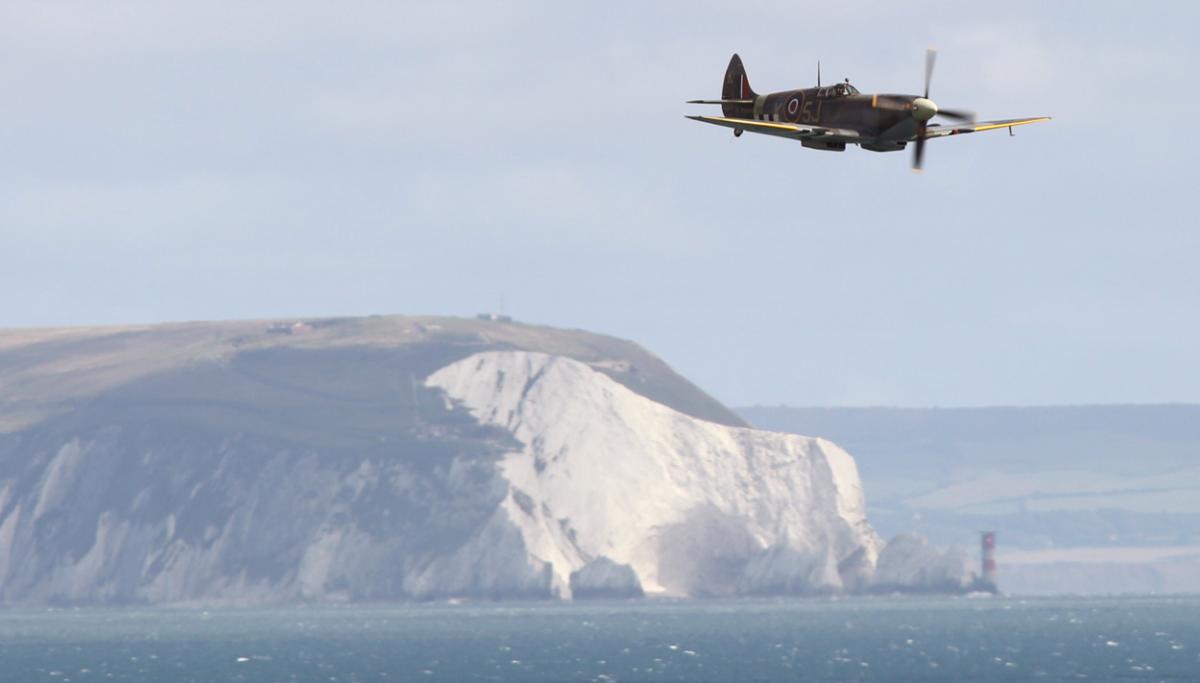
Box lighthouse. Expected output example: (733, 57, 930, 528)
(978, 531, 998, 593)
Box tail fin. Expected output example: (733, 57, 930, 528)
(721, 54, 756, 117)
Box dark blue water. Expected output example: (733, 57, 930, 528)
(0, 596, 1196, 682)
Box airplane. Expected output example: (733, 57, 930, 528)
(687, 50, 1049, 170)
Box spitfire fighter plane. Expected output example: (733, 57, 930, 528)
(687, 50, 1049, 170)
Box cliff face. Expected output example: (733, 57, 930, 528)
(0, 316, 878, 604)
(428, 351, 879, 598)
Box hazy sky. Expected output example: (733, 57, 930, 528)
(3, 1, 1198, 407)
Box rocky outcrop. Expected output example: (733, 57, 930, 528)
(569, 557, 644, 599)
(871, 534, 973, 593)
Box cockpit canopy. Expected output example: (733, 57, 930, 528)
(819, 81, 860, 98)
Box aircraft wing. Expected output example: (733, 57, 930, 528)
(922, 117, 1051, 139)
(686, 115, 863, 143)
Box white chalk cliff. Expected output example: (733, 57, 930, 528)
(427, 351, 880, 597)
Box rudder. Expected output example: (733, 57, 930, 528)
(721, 54, 756, 118)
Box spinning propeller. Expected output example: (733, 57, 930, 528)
(908, 49, 975, 171)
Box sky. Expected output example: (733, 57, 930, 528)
(2, 1, 1198, 408)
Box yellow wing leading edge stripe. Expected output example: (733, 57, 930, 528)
(687, 115, 805, 133)
(685, 115, 862, 141)
(969, 117, 1052, 132)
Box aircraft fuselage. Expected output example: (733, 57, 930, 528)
(724, 87, 922, 150)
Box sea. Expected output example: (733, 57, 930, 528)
(0, 595, 1196, 682)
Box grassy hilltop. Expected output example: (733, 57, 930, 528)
(1, 314, 745, 439)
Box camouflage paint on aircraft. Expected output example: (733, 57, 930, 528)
(688, 51, 1050, 170)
